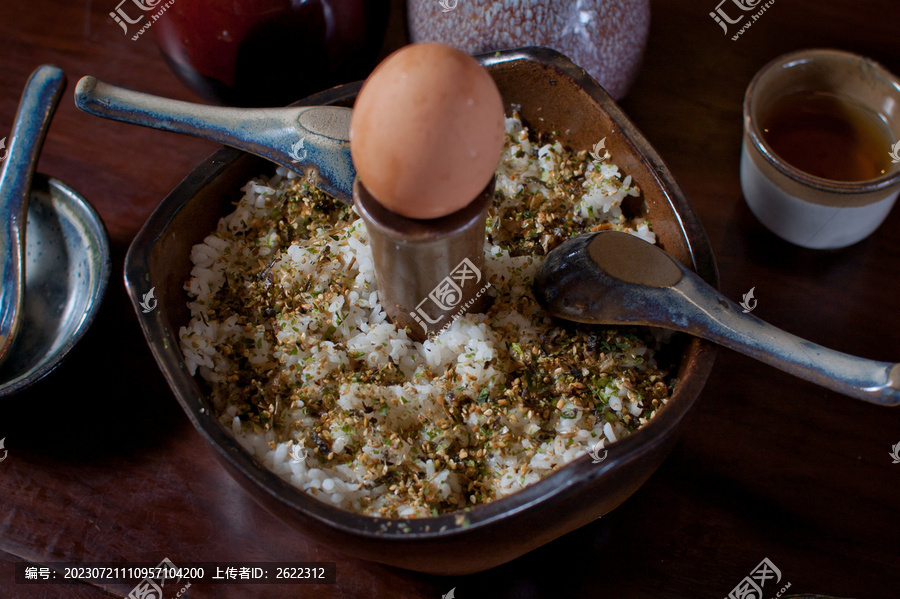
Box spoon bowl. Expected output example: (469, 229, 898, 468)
(535, 231, 900, 406)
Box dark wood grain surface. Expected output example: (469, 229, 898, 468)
(1, 0, 898, 597)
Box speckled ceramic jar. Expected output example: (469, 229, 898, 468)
(406, 0, 650, 99)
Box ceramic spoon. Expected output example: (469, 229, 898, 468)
(534, 231, 900, 407)
(0, 65, 67, 367)
(73, 77, 355, 202)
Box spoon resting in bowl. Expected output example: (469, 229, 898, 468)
(534, 231, 899, 406)
(0, 65, 67, 367)
(73, 76, 354, 203)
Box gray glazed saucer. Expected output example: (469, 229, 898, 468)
(0, 173, 110, 396)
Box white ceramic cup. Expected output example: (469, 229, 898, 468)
(741, 49, 900, 249)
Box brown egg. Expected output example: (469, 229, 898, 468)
(350, 43, 505, 220)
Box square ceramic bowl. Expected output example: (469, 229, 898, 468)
(124, 47, 717, 575)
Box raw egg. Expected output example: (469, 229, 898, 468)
(350, 43, 505, 220)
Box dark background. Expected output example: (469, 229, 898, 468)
(0, 0, 898, 597)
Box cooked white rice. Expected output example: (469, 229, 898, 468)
(179, 114, 673, 518)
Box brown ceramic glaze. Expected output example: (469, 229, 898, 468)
(124, 47, 717, 575)
(588, 231, 683, 288)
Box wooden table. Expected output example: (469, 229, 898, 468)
(1, 0, 898, 597)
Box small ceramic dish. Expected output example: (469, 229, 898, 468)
(0, 174, 110, 396)
(124, 47, 717, 575)
(741, 49, 900, 249)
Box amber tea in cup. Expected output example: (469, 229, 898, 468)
(741, 49, 900, 249)
(760, 90, 893, 182)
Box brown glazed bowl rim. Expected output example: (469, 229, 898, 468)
(124, 47, 717, 554)
(744, 48, 900, 195)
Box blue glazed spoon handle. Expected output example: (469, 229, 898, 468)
(668, 270, 900, 406)
(73, 76, 355, 202)
(0, 65, 67, 366)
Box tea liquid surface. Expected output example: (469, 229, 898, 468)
(761, 91, 893, 182)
